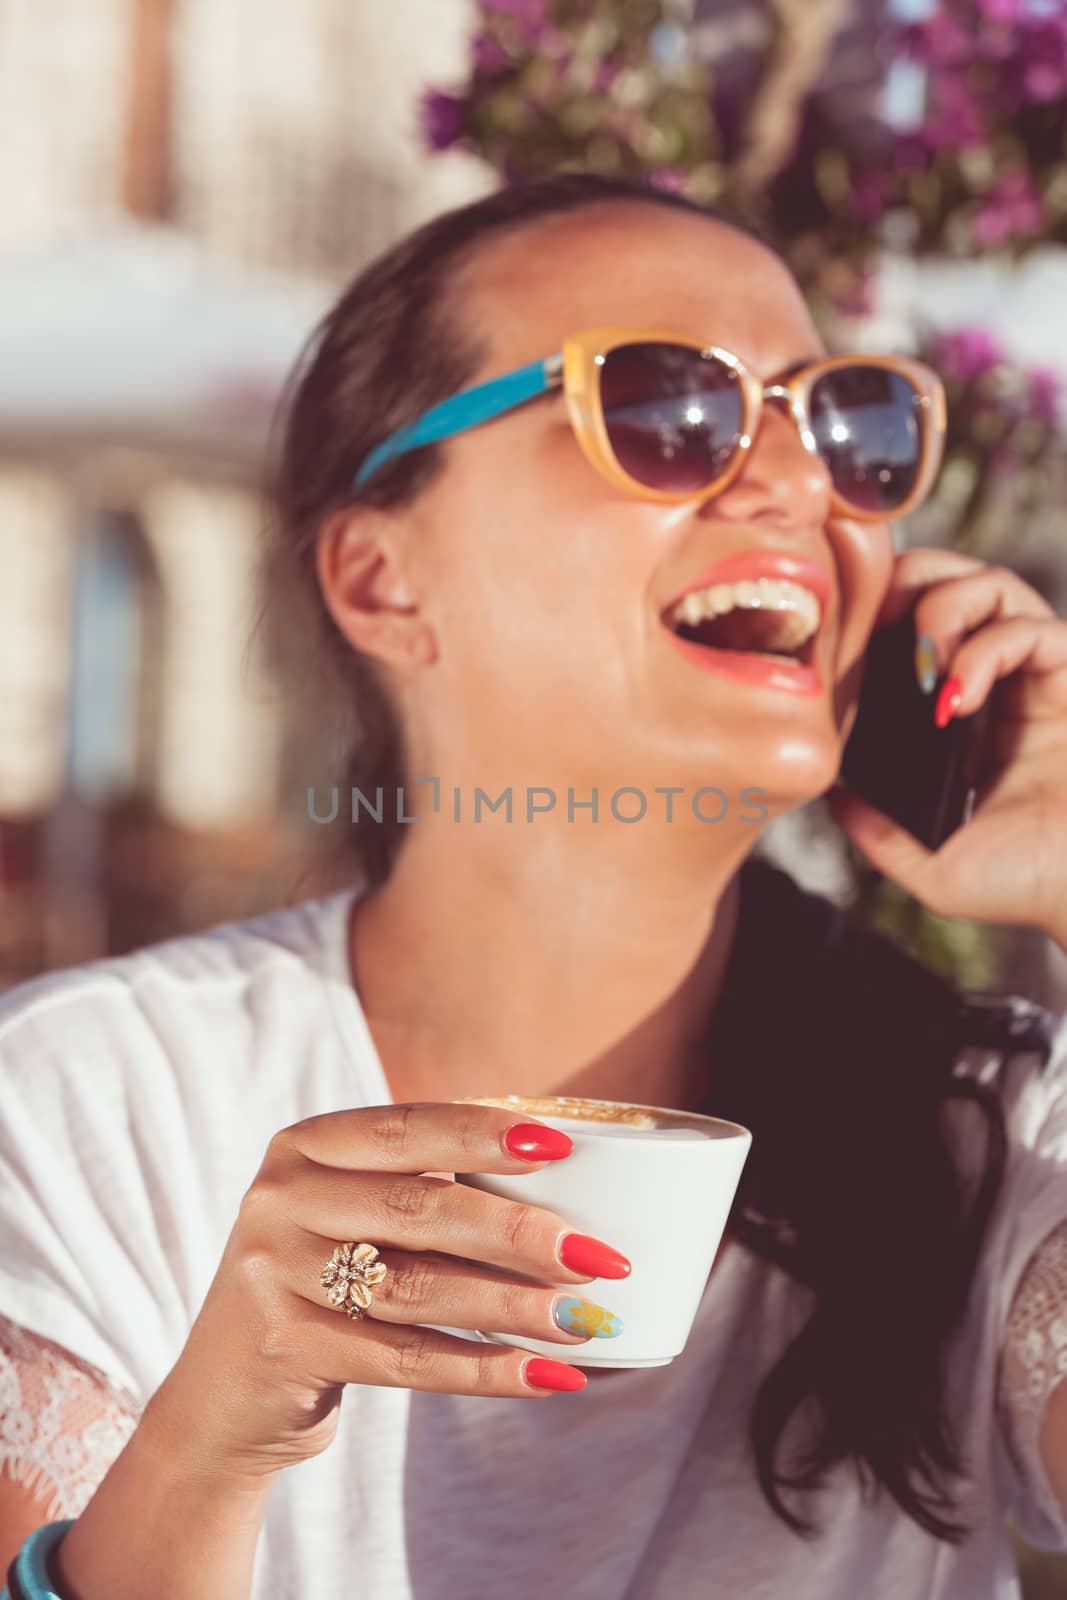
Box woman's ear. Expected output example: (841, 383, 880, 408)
(315, 506, 437, 670)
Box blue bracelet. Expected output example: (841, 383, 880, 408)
(3, 1520, 76, 1600)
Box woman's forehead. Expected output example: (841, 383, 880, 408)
(459, 203, 824, 378)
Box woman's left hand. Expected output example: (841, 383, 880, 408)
(825, 547, 1067, 950)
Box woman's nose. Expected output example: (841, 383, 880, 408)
(710, 400, 833, 528)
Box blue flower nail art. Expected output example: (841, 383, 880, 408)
(915, 633, 938, 695)
(553, 1296, 623, 1338)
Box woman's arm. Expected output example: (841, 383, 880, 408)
(1041, 1382, 1067, 1523)
(49, 1396, 275, 1600)
(0, 1318, 273, 1598)
(1000, 1216, 1067, 1531)
(1030, 928, 1067, 1521)
(0, 1474, 61, 1579)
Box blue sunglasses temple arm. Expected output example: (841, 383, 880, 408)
(353, 354, 563, 490)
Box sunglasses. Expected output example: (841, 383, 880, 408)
(353, 325, 947, 523)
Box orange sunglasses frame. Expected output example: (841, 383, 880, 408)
(555, 326, 947, 522)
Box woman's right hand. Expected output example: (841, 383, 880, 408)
(141, 1103, 631, 1486)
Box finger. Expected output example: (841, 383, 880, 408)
(932, 615, 1067, 722)
(250, 1158, 619, 1288)
(296, 1238, 613, 1348)
(911, 566, 1057, 685)
(275, 1101, 575, 1177)
(284, 1288, 588, 1397)
(872, 546, 988, 629)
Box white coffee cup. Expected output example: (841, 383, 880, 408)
(446, 1093, 752, 1368)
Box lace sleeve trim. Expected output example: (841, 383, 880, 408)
(997, 1216, 1067, 1527)
(0, 1313, 141, 1522)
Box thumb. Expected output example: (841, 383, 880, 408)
(825, 784, 934, 892)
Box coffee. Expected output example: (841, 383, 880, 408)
(456, 1092, 745, 1139)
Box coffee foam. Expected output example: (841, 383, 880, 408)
(540, 1119, 707, 1140)
(455, 1093, 740, 1138)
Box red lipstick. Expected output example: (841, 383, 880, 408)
(661, 550, 831, 697)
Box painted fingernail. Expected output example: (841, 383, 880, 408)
(524, 1357, 588, 1392)
(934, 675, 962, 728)
(552, 1296, 623, 1339)
(558, 1232, 632, 1279)
(915, 633, 938, 694)
(504, 1123, 574, 1162)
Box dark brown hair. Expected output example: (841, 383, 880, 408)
(260, 171, 1045, 1546)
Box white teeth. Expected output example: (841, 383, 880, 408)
(668, 576, 822, 646)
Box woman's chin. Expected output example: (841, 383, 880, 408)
(674, 744, 841, 817)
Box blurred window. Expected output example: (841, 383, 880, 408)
(67, 511, 161, 804)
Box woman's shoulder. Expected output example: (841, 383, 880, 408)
(0, 887, 368, 1153)
(968, 994, 1067, 1208)
(0, 888, 367, 1401)
(0, 888, 358, 1071)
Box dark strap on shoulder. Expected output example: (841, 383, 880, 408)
(954, 989, 1058, 1060)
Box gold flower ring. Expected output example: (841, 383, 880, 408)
(320, 1241, 389, 1320)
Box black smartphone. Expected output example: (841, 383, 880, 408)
(837, 606, 992, 852)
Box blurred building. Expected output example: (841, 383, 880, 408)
(0, 0, 489, 275)
(0, 0, 490, 986)
(4, 0, 1067, 1019)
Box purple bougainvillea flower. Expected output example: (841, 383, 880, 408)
(977, 0, 1023, 21)
(421, 90, 469, 152)
(914, 12, 972, 66)
(920, 72, 986, 150)
(1024, 61, 1067, 102)
(480, 0, 548, 25)
(848, 169, 892, 225)
(472, 30, 511, 74)
(921, 105, 985, 151)
(930, 329, 1003, 385)
(973, 168, 1045, 247)
(975, 24, 1016, 65)
(648, 169, 687, 194)
(1029, 367, 1061, 428)
(892, 133, 933, 173)
(988, 442, 1016, 477)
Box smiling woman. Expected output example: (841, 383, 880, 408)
(2, 174, 1067, 1600)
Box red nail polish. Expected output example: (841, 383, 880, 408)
(559, 1233, 632, 1279)
(504, 1123, 574, 1162)
(525, 1357, 587, 1392)
(934, 675, 962, 728)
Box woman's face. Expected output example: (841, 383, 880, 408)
(355, 203, 893, 816)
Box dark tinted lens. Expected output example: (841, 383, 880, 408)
(809, 365, 923, 513)
(600, 343, 743, 492)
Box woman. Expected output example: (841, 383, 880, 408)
(3, 172, 1067, 1600)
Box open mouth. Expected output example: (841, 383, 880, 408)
(660, 576, 821, 669)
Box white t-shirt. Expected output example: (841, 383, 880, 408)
(2, 887, 1067, 1599)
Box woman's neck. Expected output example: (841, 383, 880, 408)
(346, 824, 747, 1113)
